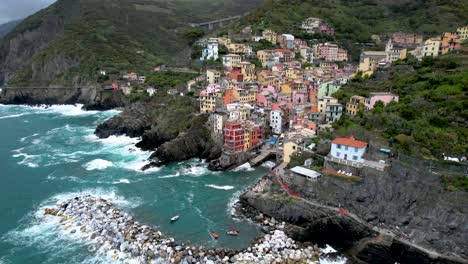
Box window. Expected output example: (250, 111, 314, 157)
(336, 152, 340, 157)
(292, 146, 296, 150)
(355, 147, 358, 152)
(337, 144, 341, 149)
(345, 146, 348, 151)
(353, 156, 358, 160)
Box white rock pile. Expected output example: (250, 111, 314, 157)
(44, 195, 319, 263)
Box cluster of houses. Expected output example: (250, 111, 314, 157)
(197, 19, 358, 156)
(359, 25, 468, 77)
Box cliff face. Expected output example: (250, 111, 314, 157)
(0, 87, 126, 110)
(240, 176, 468, 264)
(0, 6, 64, 86)
(95, 96, 222, 168)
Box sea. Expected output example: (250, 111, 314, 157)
(0, 104, 346, 264)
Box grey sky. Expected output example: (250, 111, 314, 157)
(0, 0, 56, 24)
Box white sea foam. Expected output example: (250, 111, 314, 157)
(232, 162, 254, 172)
(206, 184, 235, 190)
(319, 245, 347, 264)
(158, 172, 181, 179)
(182, 165, 209, 177)
(19, 133, 39, 142)
(0, 113, 29, 119)
(113, 179, 130, 184)
(227, 189, 243, 217)
(261, 160, 276, 169)
(84, 159, 113, 171)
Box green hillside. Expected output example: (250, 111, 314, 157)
(239, 0, 468, 59)
(333, 46, 468, 158)
(0, 0, 262, 87)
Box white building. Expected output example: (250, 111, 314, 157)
(211, 112, 227, 136)
(222, 54, 242, 69)
(270, 108, 283, 134)
(330, 137, 367, 162)
(201, 38, 219, 61)
(300, 47, 314, 63)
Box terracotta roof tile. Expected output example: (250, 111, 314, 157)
(331, 137, 367, 148)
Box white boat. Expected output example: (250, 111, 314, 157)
(170, 215, 179, 222)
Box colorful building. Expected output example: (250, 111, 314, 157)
(222, 54, 241, 69)
(365, 92, 399, 109)
(457, 25, 468, 41)
(330, 137, 368, 162)
(206, 69, 221, 84)
(346, 95, 366, 115)
(224, 122, 245, 153)
(441, 32, 461, 55)
(262, 29, 277, 44)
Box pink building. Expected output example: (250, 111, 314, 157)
(256, 93, 269, 107)
(319, 24, 335, 35)
(365, 92, 399, 109)
(292, 90, 308, 104)
(277, 93, 292, 104)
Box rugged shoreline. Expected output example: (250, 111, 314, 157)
(44, 195, 320, 263)
(238, 175, 468, 264)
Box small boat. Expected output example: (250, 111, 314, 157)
(210, 231, 219, 239)
(227, 229, 239, 236)
(170, 215, 179, 222)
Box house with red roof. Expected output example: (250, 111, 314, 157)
(330, 137, 368, 162)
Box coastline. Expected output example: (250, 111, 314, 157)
(43, 195, 321, 263)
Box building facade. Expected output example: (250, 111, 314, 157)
(330, 137, 368, 162)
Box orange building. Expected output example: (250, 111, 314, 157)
(441, 32, 461, 55)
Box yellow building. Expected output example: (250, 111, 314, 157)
(422, 37, 442, 58)
(280, 84, 292, 94)
(218, 37, 232, 46)
(239, 62, 256, 81)
(457, 26, 468, 41)
(206, 69, 221, 84)
(283, 137, 306, 163)
(200, 92, 224, 113)
(346, 95, 366, 115)
(237, 89, 257, 105)
(257, 50, 274, 68)
(318, 96, 338, 113)
(227, 43, 252, 56)
(262, 29, 277, 44)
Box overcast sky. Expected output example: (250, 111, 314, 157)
(0, 0, 56, 24)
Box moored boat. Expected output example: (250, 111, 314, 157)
(227, 229, 239, 236)
(170, 215, 179, 222)
(210, 231, 219, 239)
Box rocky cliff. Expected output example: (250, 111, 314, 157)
(0, 87, 126, 110)
(240, 175, 468, 264)
(95, 96, 222, 169)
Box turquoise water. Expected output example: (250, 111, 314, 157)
(0, 104, 267, 263)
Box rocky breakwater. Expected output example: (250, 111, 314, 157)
(94, 96, 222, 171)
(43, 195, 319, 263)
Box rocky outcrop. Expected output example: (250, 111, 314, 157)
(95, 101, 152, 138)
(208, 152, 253, 171)
(147, 115, 222, 167)
(239, 173, 468, 264)
(95, 97, 223, 169)
(0, 87, 126, 110)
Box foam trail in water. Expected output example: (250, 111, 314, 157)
(206, 184, 235, 190)
(84, 159, 113, 171)
(232, 162, 254, 172)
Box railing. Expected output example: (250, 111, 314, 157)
(325, 156, 364, 168)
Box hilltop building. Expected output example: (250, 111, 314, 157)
(201, 38, 219, 61)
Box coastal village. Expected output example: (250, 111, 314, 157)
(102, 18, 468, 180)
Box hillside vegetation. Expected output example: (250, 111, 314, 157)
(0, 0, 262, 87)
(240, 0, 468, 59)
(333, 46, 468, 158)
